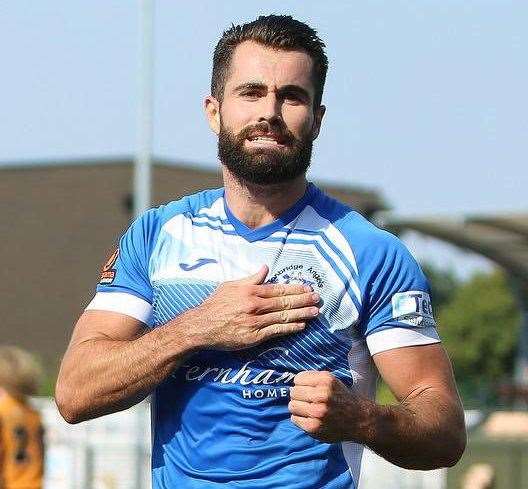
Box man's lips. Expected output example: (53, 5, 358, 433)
(245, 133, 289, 146)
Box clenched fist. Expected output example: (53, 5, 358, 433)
(289, 371, 372, 444)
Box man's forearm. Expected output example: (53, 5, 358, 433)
(356, 387, 466, 469)
(55, 310, 200, 423)
(57, 275, 317, 423)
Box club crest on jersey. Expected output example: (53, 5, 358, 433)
(267, 263, 324, 289)
(99, 247, 119, 284)
(391, 291, 436, 327)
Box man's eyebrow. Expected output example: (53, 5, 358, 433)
(276, 84, 311, 101)
(233, 82, 311, 101)
(233, 82, 267, 93)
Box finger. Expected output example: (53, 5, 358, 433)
(290, 386, 333, 406)
(291, 415, 321, 434)
(288, 399, 314, 417)
(238, 265, 269, 285)
(258, 322, 306, 340)
(254, 282, 312, 298)
(255, 292, 320, 314)
(294, 370, 334, 386)
(289, 385, 319, 401)
(259, 306, 319, 326)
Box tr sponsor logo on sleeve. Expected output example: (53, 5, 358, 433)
(99, 247, 119, 284)
(391, 291, 436, 327)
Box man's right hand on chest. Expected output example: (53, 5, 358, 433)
(177, 265, 320, 351)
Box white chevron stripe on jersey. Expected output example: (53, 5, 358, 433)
(267, 233, 362, 303)
(191, 215, 234, 229)
(297, 205, 360, 274)
(196, 196, 226, 218)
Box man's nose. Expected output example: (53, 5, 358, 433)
(257, 93, 282, 124)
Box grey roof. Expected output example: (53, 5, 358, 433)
(383, 213, 528, 293)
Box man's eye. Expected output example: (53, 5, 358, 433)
(284, 95, 303, 104)
(282, 92, 304, 104)
(242, 91, 261, 98)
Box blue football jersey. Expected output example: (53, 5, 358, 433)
(87, 183, 440, 489)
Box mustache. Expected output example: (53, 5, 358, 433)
(236, 122, 296, 145)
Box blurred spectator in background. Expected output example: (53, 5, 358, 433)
(0, 345, 44, 489)
(462, 463, 496, 489)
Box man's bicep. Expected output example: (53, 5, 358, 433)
(68, 309, 148, 350)
(373, 343, 459, 402)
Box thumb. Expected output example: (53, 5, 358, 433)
(239, 265, 269, 285)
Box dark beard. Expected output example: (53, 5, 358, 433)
(218, 121, 313, 186)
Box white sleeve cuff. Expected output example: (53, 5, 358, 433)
(86, 292, 153, 325)
(366, 327, 440, 356)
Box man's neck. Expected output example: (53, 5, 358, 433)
(222, 168, 308, 229)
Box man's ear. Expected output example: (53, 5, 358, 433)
(204, 96, 221, 135)
(311, 104, 326, 141)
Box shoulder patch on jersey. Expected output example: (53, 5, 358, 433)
(99, 247, 119, 284)
(391, 291, 436, 327)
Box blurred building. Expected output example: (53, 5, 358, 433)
(1, 157, 386, 370)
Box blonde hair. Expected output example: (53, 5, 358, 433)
(0, 345, 43, 398)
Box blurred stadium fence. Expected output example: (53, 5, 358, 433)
(36, 398, 151, 489)
(34, 397, 446, 489)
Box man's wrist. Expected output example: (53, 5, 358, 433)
(164, 307, 208, 354)
(343, 395, 387, 445)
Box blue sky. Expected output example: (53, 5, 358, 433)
(3, 1, 526, 275)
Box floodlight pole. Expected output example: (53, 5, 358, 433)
(134, 0, 154, 218)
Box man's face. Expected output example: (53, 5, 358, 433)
(205, 41, 325, 185)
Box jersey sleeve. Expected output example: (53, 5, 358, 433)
(86, 208, 160, 325)
(360, 233, 440, 355)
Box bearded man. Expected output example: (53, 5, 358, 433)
(56, 15, 466, 489)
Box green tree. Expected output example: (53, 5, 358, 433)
(377, 267, 521, 406)
(422, 263, 459, 310)
(437, 270, 520, 401)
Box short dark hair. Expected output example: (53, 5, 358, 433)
(211, 15, 328, 108)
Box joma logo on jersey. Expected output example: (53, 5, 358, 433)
(392, 291, 435, 327)
(179, 258, 218, 271)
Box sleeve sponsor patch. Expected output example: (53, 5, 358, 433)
(99, 247, 119, 284)
(391, 291, 436, 328)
